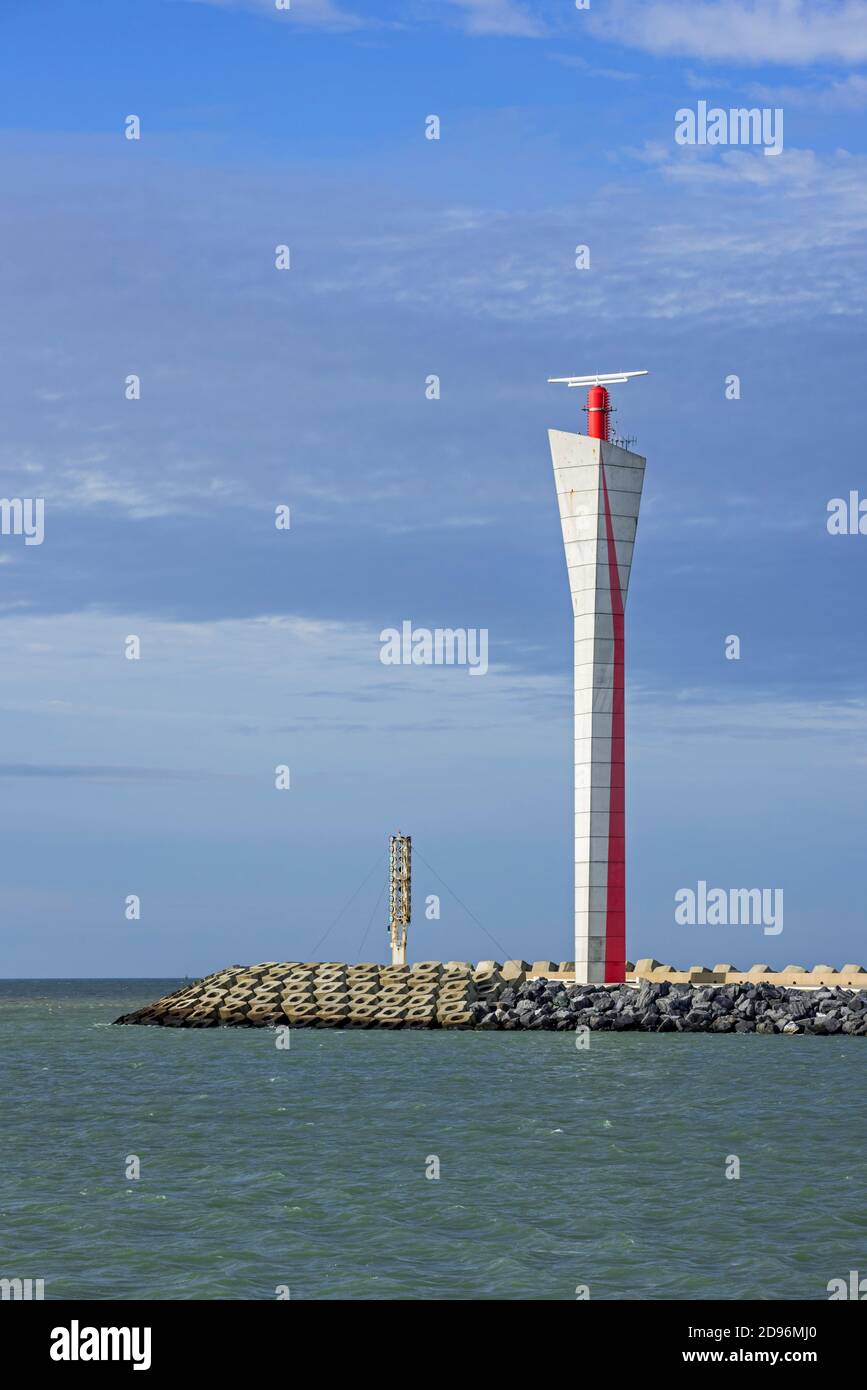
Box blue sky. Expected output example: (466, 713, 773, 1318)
(1, 0, 866, 975)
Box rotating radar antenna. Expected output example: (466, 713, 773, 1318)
(547, 369, 648, 442)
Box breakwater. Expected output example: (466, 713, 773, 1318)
(114, 961, 867, 1034)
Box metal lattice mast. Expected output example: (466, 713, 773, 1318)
(388, 834, 411, 966)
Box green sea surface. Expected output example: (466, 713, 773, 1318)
(0, 979, 864, 1300)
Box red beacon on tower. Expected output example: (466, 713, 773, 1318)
(547, 370, 648, 445)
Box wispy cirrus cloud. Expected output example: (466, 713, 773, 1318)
(182, 0, 548, 36)
(592, 0, 867, 67)
(182, 0, 366, 28)
(548, 52, 638, 82)
(3, 134, 866, 540)
(180, 0, 367, 30)
(683, 67, 867, 111)
(0, 763, 222, 781)
(633, 687, 867, 762)
(445, 0, 548, 38)
(0, 609, 564, 761)
(750, 72, 867, 110)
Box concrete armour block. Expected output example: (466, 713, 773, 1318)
(186, 1008, 218, 1027)
(531, 960, 557, 976)
(377, 1007, 407, 1025)
(347, 1007, 379, 1023)
(475, 961, 502, 973)
(439, 980, 477, 997)
(281, 1002, 318, 1019)
(438, 1009, 474, 1028)
(472, 976, 503, 999)
(406, 992, 437, 1008)
(502, 960, 530, 979)
(246, 1002, 282, 1024)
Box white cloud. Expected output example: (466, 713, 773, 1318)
(338, 145, 867, 322)
(185, 0, 547, 34)
(684, 68, 867, 110)
(50, 464, 245, 519)
(593, 1, 867, 67)
(181, 0, 367, 30)
(445, 0, 547, 38)
(634, 686, 867, 762)
(548, 52, 638, 81)
(620, 144, 867, 278)
(749, 72, 867, 110)
(0, 610, 565, 774)
(4, 132, 866, 532)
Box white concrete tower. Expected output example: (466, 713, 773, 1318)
(547, 372, 647, 984)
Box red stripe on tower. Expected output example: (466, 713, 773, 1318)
(601, 462, 626, 983)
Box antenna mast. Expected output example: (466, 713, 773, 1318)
(388, 834, 411, 966)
